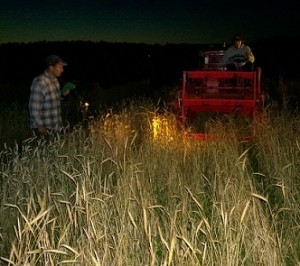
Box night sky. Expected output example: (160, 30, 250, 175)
(1, 0, 299, 45)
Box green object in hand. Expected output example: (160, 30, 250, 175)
(62, 82, 76, 92)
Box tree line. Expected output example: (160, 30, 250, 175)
(0, 38, 299, 105)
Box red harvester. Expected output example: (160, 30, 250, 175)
(173, 49, 264, 140)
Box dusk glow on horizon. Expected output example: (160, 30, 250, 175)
(1, 0, 299, 45)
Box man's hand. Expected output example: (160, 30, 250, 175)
(37, 125, 48, 135)
(62, 89, 70, 96)
(62, 82, 76, 96)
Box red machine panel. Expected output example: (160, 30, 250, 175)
(177, 67, 262, 140)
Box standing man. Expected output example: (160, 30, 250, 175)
(29, 55, 70, 136)
(220, 33, 255, 71)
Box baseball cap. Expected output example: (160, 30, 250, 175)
(45, 55, 68, 66)
(233, 33, 243, 41)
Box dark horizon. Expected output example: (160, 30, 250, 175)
(0, 38, 300, 116)
(1, 37, 299, 81)
(1, 33, 299, 47)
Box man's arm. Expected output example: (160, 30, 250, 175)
(29, 81, 45, 129)
(245, 46, 255, 63)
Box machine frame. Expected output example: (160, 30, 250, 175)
(175, 50, 263, 140)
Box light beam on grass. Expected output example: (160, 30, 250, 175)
(150, 115, 175, 143)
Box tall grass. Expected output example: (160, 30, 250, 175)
(0, 100, 300, 265)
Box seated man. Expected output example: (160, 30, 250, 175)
(220, 33, 255, 71)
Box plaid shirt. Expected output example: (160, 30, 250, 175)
(29, 71, 62, 130)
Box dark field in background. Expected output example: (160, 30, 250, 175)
(1, 37, 300, 106)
